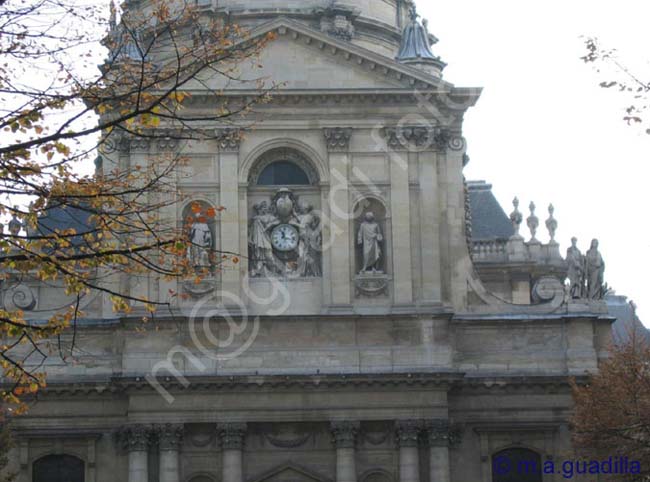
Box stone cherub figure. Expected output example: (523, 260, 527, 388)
(187, 212, 213, 268)
(357, 212, 383, 274)
(566, 237, 584, 298)
(585, 238, 605, 300)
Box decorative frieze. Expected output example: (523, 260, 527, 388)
(156, 424, 184, 451)
(217, 423, 247, 450)
(330, 421, 360, 449)
(323, 127, 353, 151)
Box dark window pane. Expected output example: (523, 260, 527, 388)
(33, 455, 85, 482)
(257, 161, 310, 185)
(492, 448, 542, 482)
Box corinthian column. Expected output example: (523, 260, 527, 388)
(395, 420, 421, 482)
(217, 423, 247, 482)
(331, 421, 359, 482)
(121, 425, 152, 482)
(157, 424, 184, 482)
(425, 420, 452, 482)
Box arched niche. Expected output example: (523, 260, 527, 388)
(186, 475, 216, 482)
(246, 148, 322, 279)
(33, 454, 85, 482)
(181, 200, 219, 273)
(492, 447, 542, 482)
(360, 469, 394, 482)
(352, 197, 391, 299)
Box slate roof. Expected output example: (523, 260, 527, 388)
(35, 204, 95, 247)
(606, 294, 650, 345)
(467, 180, 514, 241)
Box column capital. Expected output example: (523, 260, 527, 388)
(120, 424, 154, 452)
(323, 127, 353, 152)
(381, 126, 463, 152)
(217, 423, 247, 450)
(424, 420, 461, 448)
(156, 423, 184, 451)
(330, 421, 360, 449)
(216, 128, 242, 153)
(395, 420, 423, 448)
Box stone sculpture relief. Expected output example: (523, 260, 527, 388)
(248, 188, 321, 278)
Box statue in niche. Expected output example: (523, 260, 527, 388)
(296, 202, 322, 277)
(357, 211, 383, 274)
(187, 212, 213, 269)
(566, 237, 584, 298)
(249, 201, 280, 277)
(585, 238, 605, 300)
(248, 189, 322, 278)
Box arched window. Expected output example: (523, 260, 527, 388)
(492, 448, 542, 482)
(257, 161, 310, 186)
(248, 148, 319, 186)
(33, 454, 85, 482)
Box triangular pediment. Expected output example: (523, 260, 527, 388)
(201, 18, 452, 93)
(248, 463, 332, 482)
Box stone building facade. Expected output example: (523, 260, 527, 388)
(4, 1, 613, 482)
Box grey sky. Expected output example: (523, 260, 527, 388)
(419, 0, 650, 322)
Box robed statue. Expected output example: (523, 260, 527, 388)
(566, 237, 583, 298)
(357, 212, 383, 274)
(187, 213, 213, 268)
(585, 238, 605, 299)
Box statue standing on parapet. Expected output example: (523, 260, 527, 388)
(566, 237, 584, 298)
(585, 239, 605, 299)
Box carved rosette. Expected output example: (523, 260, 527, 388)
(156, 424, 184, 451)
(217, 423, 247, 450)
(395, 420, 422, 448)
(323, 127, 353, 152)
(215, 128, 242, 152)
(120, 425, 153, 452)
(330, 421, 360, 449)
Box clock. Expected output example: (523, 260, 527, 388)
(271, 224, 299, 252)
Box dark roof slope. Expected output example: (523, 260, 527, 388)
(606, 294, 650, 345)
(467, 181, 514, 241)
(35, 204, 95, 247)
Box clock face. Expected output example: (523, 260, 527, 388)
(271, 224, 299, 252)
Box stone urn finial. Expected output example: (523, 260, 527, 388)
(527, 201, 539, 243)
(545, 204, 558, 243)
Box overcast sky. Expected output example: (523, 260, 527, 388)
(418, 0, 650, 322)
